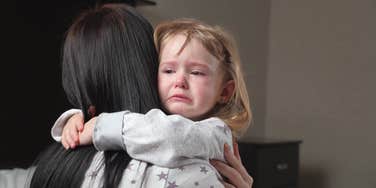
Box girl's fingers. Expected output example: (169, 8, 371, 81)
(65, 135, 71, 149)
(69, 125, 79, 142)
(61, 136, 69, 149)
(61, 129, 69, 149)
(65, 127, 76, 149)
(74, 116, 84, 132)
(68, 126, 79, 147)
(76, 122, 84, 132)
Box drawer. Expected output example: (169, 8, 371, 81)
(255, 144, 299, 187)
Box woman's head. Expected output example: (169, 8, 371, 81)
(31, 4, 159, 188)
(62, 3, 160, 121)
(154, 18, 252, 136)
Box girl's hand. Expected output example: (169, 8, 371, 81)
(77, 117, 96, 146)
(61, 113, 84, 149)
(210, 142, 253, 188)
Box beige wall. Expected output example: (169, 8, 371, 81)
(139, 0, 376, 187)
(137, 0, 271, 138)
(266, 0, 376, 188)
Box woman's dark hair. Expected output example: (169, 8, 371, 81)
(30, 3, 160, 188)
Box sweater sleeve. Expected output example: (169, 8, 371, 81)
(51, 109, 82, 142)
(94, 109, 233, 168)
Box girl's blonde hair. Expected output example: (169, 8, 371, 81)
(154, 18, 252, 137)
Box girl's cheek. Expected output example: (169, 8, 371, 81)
(201, 77, 214, 85)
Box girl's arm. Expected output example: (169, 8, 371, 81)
(51, 109, 82, 142)
(51, 108, 233, 168)
(94, 109, 233, 167)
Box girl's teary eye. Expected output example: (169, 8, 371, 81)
(163, 69, 174, 74)
(191, 71, 205, 76)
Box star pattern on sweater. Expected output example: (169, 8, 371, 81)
(167, 181, 179, 188)
(88, 171, 98, 178)
(200, 166, 209, 174)
(157, 171, 168, 181)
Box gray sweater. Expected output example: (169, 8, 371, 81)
(0, 109, 232, 187)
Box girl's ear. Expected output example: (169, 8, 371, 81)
(219, 80, 235, 103)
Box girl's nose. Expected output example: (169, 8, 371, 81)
(174, 73, 188, 89)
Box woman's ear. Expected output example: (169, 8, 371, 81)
(219, 80, 235, 103)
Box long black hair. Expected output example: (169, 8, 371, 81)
(30, 3, 160, 188)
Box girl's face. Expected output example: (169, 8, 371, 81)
(158, 34, 231, 120)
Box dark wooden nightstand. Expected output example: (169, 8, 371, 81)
(238, 138, 302, 188)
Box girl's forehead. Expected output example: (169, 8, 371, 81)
(161, 34, 191, 51)
(160, 33, 224, 64)
(161, 34, 208, 57)
(161, 36, 212, 59)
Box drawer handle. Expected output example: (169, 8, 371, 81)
(275, 162, 289, 171)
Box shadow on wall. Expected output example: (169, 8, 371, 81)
(300, 165, 328, 188)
